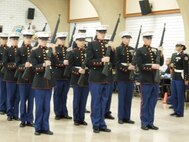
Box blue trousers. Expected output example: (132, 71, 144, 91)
(18, 84, 34, 123)
(53, 80, 70, 117)
(140, 84, 159, 127)
(171, 80, 185, 116)
(34, 89, 52, 131)
(89, 83, 112, 129)
(117, 81, 134, 120)
(105, 83, 113, 115)
(6, 82, 19, 118)
(0, 78, 6, 112)
(73, 85, 89, 122)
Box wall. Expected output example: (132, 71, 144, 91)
(177, 0, 189, 52)
(90, 0, 125, 45)
(69, 0, 98, 22)
(126, 13, 184, 59)
(126, 0, 179, 14)
(0, 0, 50, 33)
(31, 0, 69, 32)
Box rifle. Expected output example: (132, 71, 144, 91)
(44, 14, 61, 80)
(154, 23, 166, 83)
(129, 25, 142, 80)
(102, 14, 121, 76)
(77, 59, 87, 87)
(33, 23, 48, 47)
(28, 23, 31, 30)
(42, 23, 47, 31)
(64, 23, 77, 77)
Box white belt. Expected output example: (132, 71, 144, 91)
(174, 69, 184, 79)
(75, 66, 88, 70)
(121, 63, 129, 66)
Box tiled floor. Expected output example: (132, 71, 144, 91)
(1, 89, 189, 142)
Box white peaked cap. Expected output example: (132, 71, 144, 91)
(0, 33, 9, 38)
(119, 31, 132, 38)
(142, 31, 154, 37)
(176, 41, 185, 45)
(22, 30, 34, 36)
(74, 33, 86, 41)
(36, 32, 50, 38)
(96, 25, 108, 31)
(9, 32, 20, 38)
(56, 32, 68, 39)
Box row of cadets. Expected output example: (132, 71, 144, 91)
(86, 25, 115, 133)
(68, 33, 89, 126)
(52, 32, 72, 120)
(0, 33, 8, 115)
(15, 30, 35, 127)
(29, 32, 55, 135)
(115, 31, 135, 124)
(135, 31, 164, 130)
(3, 32, 20, 121)
(170, 41, 188, 117)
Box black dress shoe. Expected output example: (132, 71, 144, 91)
(80, 121, 88, 125)
(7, 116, 12, 121)
(118, 120, 124, 124)
(63, 115, 72, 119)
(147, 125, 159, 130)
(55, 116, 61, 120)
(93, 128, 100, 133)
(12, 117, 20, 121)
(124, 120, 135, 124)
(19, 122, 25, 127)
(42, 130, 54, 135)
(170, 112, 177, 116)
(105, 114, 115, 120)
(99, 128, 111, 132)
(74, 122, 80, 126)
(34, 131, 41, 136)
(26, 122, 34, 127)
(141, 126, 149, 130)
(176, 114, 183, 117)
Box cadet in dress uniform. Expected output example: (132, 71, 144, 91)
(3, 32, 20, 121)
(136, 31, 164, 130)
(116, 31, 135, 124)
(15, 30, 34, 127)
(170, 42, 188, 117)
(0, 33, 8, 115)
(68, 33, 89, 126)
(86, 25, 115, 133)
(103, 34, 115, 120)
(29, 32, 54, 135)
(52, 32, 72, 120)
(72, 27, 87, 49)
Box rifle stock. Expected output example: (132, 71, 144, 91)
(77, 61, 87, 87)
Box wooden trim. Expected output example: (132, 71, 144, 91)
(68, 0, 99, 23)
(68, 17, 99, 23)
(124, 0, 180, 18)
